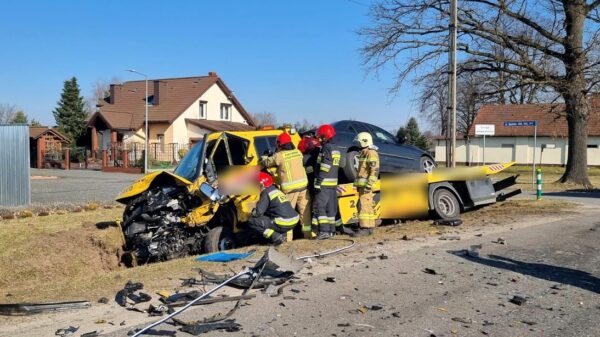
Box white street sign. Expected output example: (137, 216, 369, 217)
(475, 124, 495, 136)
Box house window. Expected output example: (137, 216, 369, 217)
(220, 103, 231, 120)
(588, 144, 599, 149)
(199, 101, 207, 119)
(157, 134, 165, 151)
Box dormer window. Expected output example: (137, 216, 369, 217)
(199, 101, 207, 119)
(220, 103, 231, 120)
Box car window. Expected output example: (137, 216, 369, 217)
(254, 136, 277, 156)
(368, 125, 397, 144)
(350, 122, 370, 133)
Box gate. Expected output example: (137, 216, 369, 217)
(0, 125, 30, 206)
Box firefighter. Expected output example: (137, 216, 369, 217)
(352, 132, 380, 237)
(248, 172, 300, 245)
(313, 124, 341, 240)
(298, 136, 321, 237)
(262, 133, 310, 236)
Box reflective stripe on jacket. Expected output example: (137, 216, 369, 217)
(354, 146, 379, 188)
(264, 149, 308, 193)
(252, 185, 300, 227)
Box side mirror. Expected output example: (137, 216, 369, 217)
(199, 182, 220, 202)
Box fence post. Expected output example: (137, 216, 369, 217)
(536, 168, 542, 200)
(63, 148, 70, 170)
(122, 149, 129, 168)
(102, 149, 107, 168)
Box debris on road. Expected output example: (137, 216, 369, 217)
(509, 295, 527, 306)
(451, 317, 473, 324)
(423, 268, 437, 275)
(195, 250, 255, 263)
(97, 297, 109, 304)
(324, 277, 336, 283)
(0, 301, 91, 316)
(493, 237, 507, 245)
(180, 320, 242, 335)
(54, 326, 79, 336)
(434, 219, 463, 226)
(115, 281, 146, 307)
(439, 235, 461, 241)
(80, 331, 100, 337)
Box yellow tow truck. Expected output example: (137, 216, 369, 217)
(115, 127, 520, 264)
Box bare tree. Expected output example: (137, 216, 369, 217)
(0, 103, 18, 124)
(361, 0, 600, 187)
(86, 77, 121, 113)
(251, 112, 278, 126)
(293, 119, 318, 133)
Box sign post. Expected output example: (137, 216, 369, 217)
(503, 121, 538, 189)
(475, 124, 495, 165)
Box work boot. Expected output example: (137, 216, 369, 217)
(316, 232, 334, 240)
(337, 225, 355, 236)
(350, 228, 373, 237)
(270, 233, 287, 246)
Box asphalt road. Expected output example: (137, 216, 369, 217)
(30, 169, 142, 204)
(92, 202, 600, 337)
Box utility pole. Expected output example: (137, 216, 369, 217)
(448, 0, 458, 168)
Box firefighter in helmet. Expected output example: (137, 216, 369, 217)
(262, 132, 310, 237)
(248, 172, 300, 245)
(312, 124, 341, 240)
(352, 132, 380, 237)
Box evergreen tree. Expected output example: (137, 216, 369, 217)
(53, 77, 88, 142)
(29, 118, 41, 126)
(10, 110, 28, 124)
(396, 117, 430, 150)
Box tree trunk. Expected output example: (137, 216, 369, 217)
(559, 0, 592, 188)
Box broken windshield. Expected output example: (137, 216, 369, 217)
(174, 141, 204, 182)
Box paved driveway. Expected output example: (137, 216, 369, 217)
(30, 169, 143, 204)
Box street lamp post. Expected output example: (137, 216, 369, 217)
(126, 69, 149, 173)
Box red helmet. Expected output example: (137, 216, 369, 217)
(316, 124, 336, 141)
(277, 132, 292, 146)
(257, 171, 273, 188)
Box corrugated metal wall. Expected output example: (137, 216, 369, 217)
(0, 125, 30, 206)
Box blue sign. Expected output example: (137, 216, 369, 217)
(503, 121, 537, 127)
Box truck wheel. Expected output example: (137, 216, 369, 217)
(433, 189, 460, 219)
(343, 150, 359, 181)
(203, 226, 236, 253)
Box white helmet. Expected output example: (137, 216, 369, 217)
(355, 132, 373, 148)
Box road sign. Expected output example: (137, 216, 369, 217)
(503, 121, 537, 127)
(475, 124, 495, 136)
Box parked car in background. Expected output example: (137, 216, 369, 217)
(303, 120, 436, 181)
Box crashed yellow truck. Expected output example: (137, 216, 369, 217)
(115, 127, 521, 265)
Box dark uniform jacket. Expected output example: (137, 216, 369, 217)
(314, 142, 341, 190)
(252, 185, 300, 227)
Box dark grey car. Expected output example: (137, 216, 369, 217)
(305, 120, 436, 182)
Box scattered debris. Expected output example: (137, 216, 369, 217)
(378, 254, 388, 260)
(127, 328, 176, 336)
(180, 278, 202, 287)
(156, 290, 172, 298)
(160, 291, 203, 304)
(115, 281, 145, 307)
(97, 297, 109, 304)
(423, 268, 437, 275)
(493, 237, 507, 245)
(80, 331, 100, 337)
(55, 326, 79, 336)
(180, 320, 242, 335)
(439, 235, 461, 241)
(434, 219, 463, 226)
(324, 277, 336, 283)
(148, 304, 169, 316)
(94, 319, 106, 324)
(520, 320, 537, 326)
(451, 317, 473, 324)
(435, 307, 447, 312)
(364, 304, 383, 310)
(486, 282, 499, 287)
(509, 295, 527, 306)
(337, 323, 351, 327)
(550, 284, 565, 290)
(401, 235, 411, 241)
(0, 301, 91, 316)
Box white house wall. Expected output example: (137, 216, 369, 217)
(171, 83, 248, 145)
(435, 136, 600, 166)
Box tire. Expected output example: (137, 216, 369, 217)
(420, 156, 436, 173)
(432, 188, 460, 220)
(203, 226, 237, 253)
(343, 150, 359, 181)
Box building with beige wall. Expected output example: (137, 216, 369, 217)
(434, 103, 600, 166)
(86, 72, 256, 159)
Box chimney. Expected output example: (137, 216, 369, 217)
(208, 71, 218, 77)
(109, 84, 122, 104)
(153, 80, 161, 105)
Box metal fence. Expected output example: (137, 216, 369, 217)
(0, 125, 30, 206)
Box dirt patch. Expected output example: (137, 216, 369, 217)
(30, 175, 59, 180)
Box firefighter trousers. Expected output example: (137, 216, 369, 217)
(313, 188, 338, 234)
(248, 216, 295, 241)
(286, 189, 311, 234)
(358, 187, 377, 228)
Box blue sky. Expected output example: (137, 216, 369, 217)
(0, 0, 420, 131)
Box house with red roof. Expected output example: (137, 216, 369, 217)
(86, 72, 256, 166)
(434, 100, 600, 166)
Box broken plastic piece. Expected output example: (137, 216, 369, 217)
(115, 281, 145, 307)
(0, 301, 91, 316)
(55, 326, 79, 336)
(180, 320, 241, 335)
(80, 331, 100, 337)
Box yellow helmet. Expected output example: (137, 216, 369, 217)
(355, 132, 373, 148)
